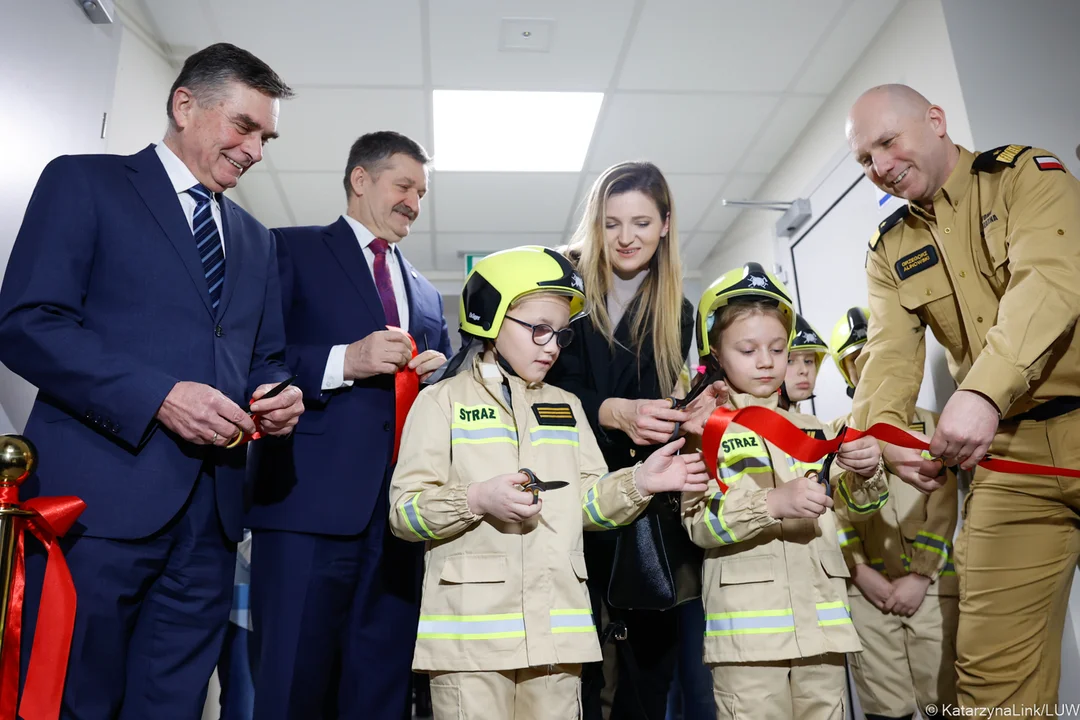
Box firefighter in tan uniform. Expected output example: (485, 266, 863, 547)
(830, 308, 959, 720)
(388, 246, 710, 720)
(846, 83, 1080, 711)
(681, 263, 888, 720)
(781, 314, 829, 412)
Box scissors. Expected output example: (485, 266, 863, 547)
(519, 468, 569, 505)
(666, 355, 725, 442)
(803, 424, 844, 498)
(227, 375, 298, 448)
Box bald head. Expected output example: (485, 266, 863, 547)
(846, 84, 958, 208)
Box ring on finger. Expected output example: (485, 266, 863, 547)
(211, 431, 219, 445)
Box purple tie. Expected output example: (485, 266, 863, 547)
(370, 238, 400, 328)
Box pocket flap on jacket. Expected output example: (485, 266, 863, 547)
(569, 552, 588, 580)
(719, 556, 774, 585)
(819, 550, 851, 579)
(439, 553, 508, 584)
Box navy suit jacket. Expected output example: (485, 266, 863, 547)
(0, 145, 291, 541)
(246, 217, 451, 536)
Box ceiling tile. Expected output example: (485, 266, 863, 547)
(230, 173, 292, 229)
(429, 0, 632, 90)
(433, 173, 580, 233)
(794, 0, 901, 94)
(618, 0, 844, 92)
(681, 232, 722, 273)
(276, 172, 432, 233)
(698, 173, 769, 232)
(588, 93, 779, 174)
(204, 0, 423, 86)
(434, 232, 565, 272)
(740, 95, 827, 170)
(267, 89, 429, 172)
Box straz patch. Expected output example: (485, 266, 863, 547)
(455, 403, 501, 424)
(894, 245, 939, 280)
(981, 211, 999, 230)
(531, 403, 576, 428)
(721, 435, 760, 454)
(909, 420, 926, 434)
(803, 429, 827, 441)
(1034, 155, 1066, 172)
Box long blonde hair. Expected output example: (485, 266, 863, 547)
(566, 161, 685, 396)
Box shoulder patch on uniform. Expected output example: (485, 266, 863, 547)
(894, 244, 939, 281)
(869, 205, 909, 251)
(531, 402, 576, 428)
(1033, 155, 1066, 172)
(972, 144, 1031, 172)
(909, 420, 926, 434)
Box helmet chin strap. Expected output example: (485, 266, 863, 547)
(846, 385, 856, 399)
(493, 349, 521, 379)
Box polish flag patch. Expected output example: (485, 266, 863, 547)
(1034, 155, 1065, 172)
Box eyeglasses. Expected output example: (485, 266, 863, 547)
(504, 316, 575, 348)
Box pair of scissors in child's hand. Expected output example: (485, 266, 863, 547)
(519, 468, 569, 505)
(803, 424, 844, 498)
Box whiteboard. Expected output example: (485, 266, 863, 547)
(788, 171, 955, 425)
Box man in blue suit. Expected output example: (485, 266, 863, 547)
(0, 44, 305, 718)
(247, 131, 451, 720)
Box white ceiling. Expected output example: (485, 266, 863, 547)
(120, 0, 899, 281)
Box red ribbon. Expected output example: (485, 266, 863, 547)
(0, 486, 84, 720)
(389, 327, 419, 465)
(702, 406, 1080, 493)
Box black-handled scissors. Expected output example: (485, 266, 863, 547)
(519, 468, 569, 505)
(666, 355, 724, 442)
(804, 424, 844, 498)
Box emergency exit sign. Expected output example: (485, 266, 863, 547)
(464, 253, 488, 275)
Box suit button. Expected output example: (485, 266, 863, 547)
(629, 449, 636, 458)
(383, 421, 392, 432)
(215, 325, 224, 338)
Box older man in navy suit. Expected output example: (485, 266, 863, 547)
(247, 131, 451, 720)
(0, 44, 304, 718)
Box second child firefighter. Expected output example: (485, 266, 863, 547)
(781, 314, 829, 412)
(681, 263, 888, 720)
(830, 307, 959, 720)
(388, 246, 710, 720)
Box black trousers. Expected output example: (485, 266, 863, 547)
(581, 533, 680, 720)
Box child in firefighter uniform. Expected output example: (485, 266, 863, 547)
(830, 307, 959, 720)
(682, 263, 888, 720)
(388, 246, 710, 720)
(781, 314, 829, 412)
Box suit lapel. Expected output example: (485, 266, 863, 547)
(323, 217, 386, 326)
(397, 248, 425, 343)
(216, 197, 245, 320)
(126, 146, 213, 318)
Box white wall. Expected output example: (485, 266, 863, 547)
(701, 0, 974, 285)
(943, 0, 1080, 175)
(105, 20, 177, 156)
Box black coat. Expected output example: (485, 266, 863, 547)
(547, 296, 695, 472)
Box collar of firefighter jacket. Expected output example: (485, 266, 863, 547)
(912, 145, 976, 222)
(725, 388, 781, 412)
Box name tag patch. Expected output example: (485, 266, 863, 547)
(895, 245, 939, 281)
(455, 404, 501, 424)
(531, 403, 576, 428)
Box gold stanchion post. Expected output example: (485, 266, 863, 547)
(0, 435, 37, 664)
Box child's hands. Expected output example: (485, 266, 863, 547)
(851, 563, 893, 609)
(467, 473, 543, 523)
(835, 436, 882, 478)
(634, 437, 711, 496)
(765, 476, 833, 519)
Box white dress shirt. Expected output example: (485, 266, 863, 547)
(321, 215, 411, 390)
(154, 142, 225, 256)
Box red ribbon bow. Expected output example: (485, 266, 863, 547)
(0, 486, 85, 720)
(702, 406, 1080, 494)
(389, 327, 419, 465)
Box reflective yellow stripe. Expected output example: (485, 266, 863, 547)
(399, 494, 440, 541)
(417, 613, 526, 640)
(705, 608, 795, 636)
(550, 609, 594, 634)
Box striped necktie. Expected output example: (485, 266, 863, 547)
(187, 183, 226, 311)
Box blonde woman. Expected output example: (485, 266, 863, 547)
(548, 161, 709, 720)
